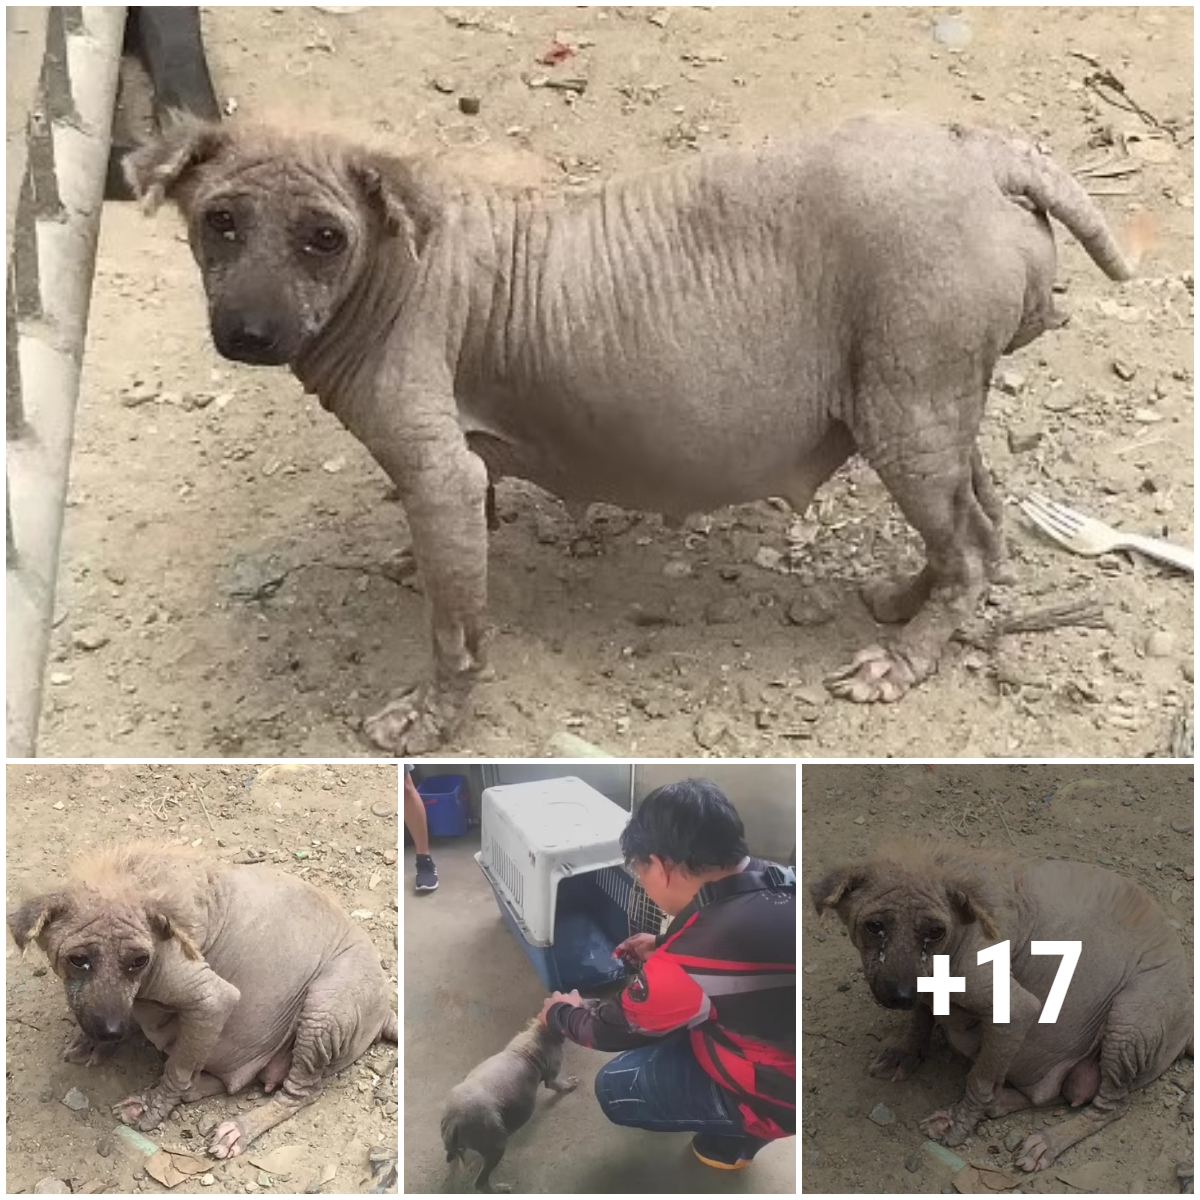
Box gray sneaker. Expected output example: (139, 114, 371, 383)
(414, 854, 439, 893)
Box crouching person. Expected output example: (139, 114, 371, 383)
(536, 778, 795, 1169)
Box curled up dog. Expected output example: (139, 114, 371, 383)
(441, 1019, 578, 1192)
(7, 841, 398, 1159)
(811, 841, 1193, 1172)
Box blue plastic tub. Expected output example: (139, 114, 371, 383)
(416, 775, 471, 838)
(486, 865, 634, 991)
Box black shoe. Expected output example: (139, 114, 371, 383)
(414, 854, 439, 893)
(691, 1133, 756, 1169)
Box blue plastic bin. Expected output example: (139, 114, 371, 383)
(416, 775, 471, 838)
(487, 865, 633, 991)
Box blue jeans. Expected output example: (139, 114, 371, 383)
(593, 1033, 769, 1157)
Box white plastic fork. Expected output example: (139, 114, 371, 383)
(1021, 493, 1194, 573)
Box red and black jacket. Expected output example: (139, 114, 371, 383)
(546, 858, 796, 1139)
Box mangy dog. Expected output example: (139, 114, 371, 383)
(7, 842, 398, 1158)
(812, 842, 1193, 1171)
(441, 1019, 578, 1192)
(124, 113, 1138, 754)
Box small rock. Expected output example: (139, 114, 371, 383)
(868, 1102, 896, 1126)
(72, 627, 110, 652)
(49, 671, 73, 686)
(96, 1134, 114, 1157)
(1171, 819, 1192, 834)
(102, 565, 127, 586)
(1144, 630, 1175, 658)
(1004, 1128, 1025, 1151)
(693, 709, 733, 750)
(201, 1173, 216, 1187)
(754, 546, 783, 572)
(458, 95, 481, 115)
(1006, 423, 1042, 454)
(120, 380, 159, 407)
(1183, 660, 1194, 684)
(35, 1180, 69, 1195)
(785, 595, 832, 627)
(62, 1086, 89, 1111)
(382, 849, 398, 865)
(904, 1149, 923, 1172)
(431, 75, 457, 94)
(662, 558, 692, 579)
(703, 597, 741, 625)
(1111, 359, 1138, 382)
(717, 565, 742, 582)
(995, 369, 1025, 395)
(321, 455, 347, 473)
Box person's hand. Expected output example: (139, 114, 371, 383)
(537, 989, 583, 1027)
(612, 932, 657, 967)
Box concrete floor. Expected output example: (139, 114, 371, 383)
(403, 836, 796, 1194)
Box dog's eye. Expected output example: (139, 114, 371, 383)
(306, 226, 346, 255)
(205, 208, 237, 239)
(67, 953, 90, 970)
(128, 953, 150, 973)
(864, 919, 885, 937)
(927, 925, 946, 942)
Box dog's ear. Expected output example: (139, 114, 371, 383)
(7, 892, 70, 950)
(350, 153, 435, 259)
(944, 879, 1000, 941)
(143, 896, 203, 961)
(809, 866, 867, 917)
(123, 114, 229, 215)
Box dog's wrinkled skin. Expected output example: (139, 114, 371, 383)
(441, 1019, 578, 1193)
(812, 843, 1193, 1172)
(124, 114, 1135, 754)
(7, 842, 398, 1159)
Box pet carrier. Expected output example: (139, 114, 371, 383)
(475, 776, 666, 991)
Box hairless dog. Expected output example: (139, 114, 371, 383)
(8, 842, 397, 1159)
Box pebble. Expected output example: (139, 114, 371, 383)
(431, 75, 457, 94)
(994, 368, 1026, 395)
(754, 546, 784, 572)
(1111, 358, 1138, 382)
(1144, 630, 1175, 658)
(1183, 661, 1194, 684)
(703, 597, 741, 624)
(932, 15, 971, 47)
(693, 709, 733, 750)
(120, 380, 159, 407)
(382, 849, 398, 865)
(868, 1102, 896, 1126)
(662, 558, 693, 579)
(905, 1150, 923, 1173)
(784, 595, 833, 627)
(458, 95, 481, 115)
(1004, 1128, 1025, 1151)
(72, 627, 110, 652)
(49, 671, 73, 686)
(1171, 819, 1192, 834)
(1006, 423, 1042, 454)
(96, 1134, 114, 1157)
(62, 1087, 89, 1111)
(102, 565, 127, 586)
(201, 1174, 216, 1187)
(34, 1180, 69, 1194)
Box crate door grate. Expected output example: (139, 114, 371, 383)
(595, 866, 667, 937)
(488, 834, 523, 911)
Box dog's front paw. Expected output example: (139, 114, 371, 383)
(112, 1093, 153, 1128)
(869, 1046, 922, 1082)
(63, 1032, 119, 1067)
(825, 645, 927, 704)
(560, 1075, 579, 1092)
(364, 680, 471, 755)
(920, 1105, 976, 1147)
(1015, 1130, 1059, 1173)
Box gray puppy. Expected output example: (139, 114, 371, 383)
(441, 1019, 578, 1193)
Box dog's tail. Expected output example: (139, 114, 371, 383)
(963, 122, 1143, 281)
(441, 1111, 463, 1163)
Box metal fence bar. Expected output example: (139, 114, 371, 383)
(6, 5, 126, 757)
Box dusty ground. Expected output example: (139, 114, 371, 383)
(404, 833, 796, 1194)
(5, 763, 399, 1195)
(37, 6, 1193, 758)
(801, 763, 1194, 1194)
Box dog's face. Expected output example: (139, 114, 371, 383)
(123, 121, 432, 367)
(7, 888, 197, 1044)
(811, 858, 996, 1011)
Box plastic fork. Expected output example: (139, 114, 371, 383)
(1020, 494, 1194, 573)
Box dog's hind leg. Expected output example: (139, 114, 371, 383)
(207, 939, 390, 1159)
(472, 1143, 510, 1194)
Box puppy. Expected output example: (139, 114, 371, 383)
(812, 841, 1192, 1172)
(441, 1019, 577, 1192)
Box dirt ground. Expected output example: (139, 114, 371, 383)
(37, 6, 1193, 758)
(801, 762, 1194, 1194)
(4, 763, 399, 1195)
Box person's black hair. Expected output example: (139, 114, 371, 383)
(621, 778, 749, 873)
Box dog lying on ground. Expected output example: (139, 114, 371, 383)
(122, 113, 1137, 755)
(441, 1019, 578, 1192)
(7, 842, 398, 1158)
(811, 842, 1193, 1171)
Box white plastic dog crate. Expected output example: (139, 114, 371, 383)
(475, 776, 666, 990)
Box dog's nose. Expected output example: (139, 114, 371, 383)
(878, 981, 916, 1010)
(94, 1017, 127, 1041)
(227, 320, 281, 360)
